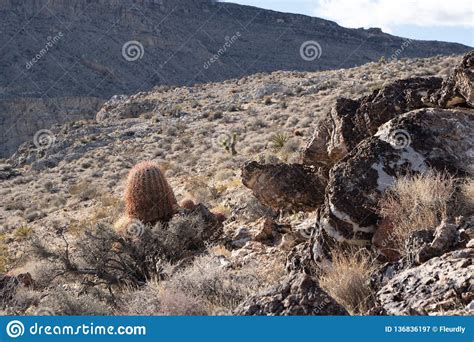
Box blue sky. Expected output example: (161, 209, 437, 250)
(223, 0, 473, 47)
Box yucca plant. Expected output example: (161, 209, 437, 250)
(270, 132, 289, 152)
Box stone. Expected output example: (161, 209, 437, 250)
(377, 248, 473, 315)
(434, 50, 474, 108)
(241, 161, 326, 212)
(303, 77, 443, 169)
(317, 108, 474, 247)
(372, 218, 400, 261)
(229, 227, 252, 249)
(0, 163, 20, 180)
(234, 273, 348, 315)
(416, 220, 458, 263)
(286, 242, 314, 274)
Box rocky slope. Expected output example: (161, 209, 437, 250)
(0, 52, 472, 316)
(0, 0, 471, 157)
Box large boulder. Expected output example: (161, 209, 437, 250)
(241, 161, 326, 212)
(234, 273, 348, 315)
(377, 248, 473, 315)
(315, 108, 473, 250)
(303, 77, 442, 169)
(434, 50, 474, 108)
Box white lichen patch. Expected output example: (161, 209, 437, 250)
(371, 161, 396, 192)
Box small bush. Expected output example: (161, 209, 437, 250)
(269, 133, 289, 152)
(14, 226, 33, 239)
(319, 249, 376, 315)
(166, 255, 262, 313)
(378, 170, 455, 253)
(458, 178, 474, 214)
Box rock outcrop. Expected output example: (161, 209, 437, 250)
(377, 248, 473, 315)
(241, 161, 326, 212)
(302, 77, 442, 169)
(234, 273, 348, 315)
(315, 108, 473, 247)
(435, 50, 474, 108)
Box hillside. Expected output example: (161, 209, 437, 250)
(0, 0, 471, 157)
(0, 52, 472, 315)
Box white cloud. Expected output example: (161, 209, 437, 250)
(315, 0, 474, 32)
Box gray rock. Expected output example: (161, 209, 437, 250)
(434, 50, 474, 108)
(377, 248, 473, 315)
(241, 161, 326, 212)
(234, 273, 348, 316)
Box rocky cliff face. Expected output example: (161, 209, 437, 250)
(0, 0, 471, 157)
(0, 97, 103, 157)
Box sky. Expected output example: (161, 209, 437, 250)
(222, 0, 473, 46)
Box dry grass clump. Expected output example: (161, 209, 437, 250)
(319, 248, 376, 315)
(165, 255, 258, 313)
(458, 178, 474, 214)
(378, 171, 455, 252)
(120, 253, 286, 315)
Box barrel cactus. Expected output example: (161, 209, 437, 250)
(125, 161, 178, 224)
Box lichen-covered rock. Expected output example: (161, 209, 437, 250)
(234, 273, 348, 315)
(416, 219, 459, 263)
(241, 161, 326, 212)
(303, 77, 442, 169)
(317, 108, 473, 248)
(377, 248, 473, 315)
(434, 50, 474, 108)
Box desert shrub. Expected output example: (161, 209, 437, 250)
(319, 248, 376, 315)
(14, 225, 33, 239)
(458, 178, 474, 214)
(69, 181, 97, 201)
(33, 208, 215, 289)
(121, 278, 207, 315)
(37, 288, 112, 315)
(166, 255, 262, 313)
(7, 287, 42, 314)
(378, 170, 455, 252)
(154, 212, 210, 261)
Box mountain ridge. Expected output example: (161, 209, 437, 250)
(0, 0, 470, 157)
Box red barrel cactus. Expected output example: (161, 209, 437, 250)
(125, 161, 177, 224)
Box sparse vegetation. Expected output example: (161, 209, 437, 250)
(269, 132, 289, 152)
(320, 248, 377, 315)
(14, 225, 33, 239)
(378, 170, 456, 254)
